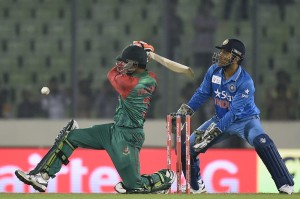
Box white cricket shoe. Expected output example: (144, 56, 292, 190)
(181, 179, 207, 194)
(279, 184, 294, 194)
(15, 170, 49, 192)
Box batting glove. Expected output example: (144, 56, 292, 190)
(133, 41, 154, 52)
(133, 41, 154, 63)
(193, 123, 221, 152)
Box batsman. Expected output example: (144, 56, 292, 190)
(15, 41, 175, 194)
(172, 38, 294, 194)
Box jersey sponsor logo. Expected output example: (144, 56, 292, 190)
(137, 86, 156, 96)
(212, 75, 221, 85)
(215, 98, 230, 109)
(241, 89, 250, 98)
(214, 89, 233, 109)
(214, 89, 233, 101)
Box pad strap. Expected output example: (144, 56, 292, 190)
(142, 172, 165, 188)
(55, 149, 69, 165)
(29, 132, 76, 175)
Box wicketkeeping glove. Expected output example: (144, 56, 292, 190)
(193, 123, 221, 152)
(169, 104, 194, 134)
(177, 104, 194, 116)
(168, 112, 184, 134)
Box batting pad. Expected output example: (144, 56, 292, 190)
(253, 134, 294, 189)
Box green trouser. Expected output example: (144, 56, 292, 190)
(44, 123, 150, 189)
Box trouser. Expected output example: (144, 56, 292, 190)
(32, 123, 149, 189)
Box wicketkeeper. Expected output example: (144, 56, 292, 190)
(172, 38, 294, 194)
(15, 41, 175, 194)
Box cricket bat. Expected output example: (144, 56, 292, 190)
(148, 52, 194, 79)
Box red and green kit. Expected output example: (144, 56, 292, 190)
(32, 66, 158, 190)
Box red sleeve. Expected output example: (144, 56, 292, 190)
(148, 71, 158, 83)
(107, 66, 139, 99)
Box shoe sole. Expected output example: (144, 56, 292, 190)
(15, 170, 31, 185)
(191, 189, 207, 194)
(181, 188, 207, 194)
(181, 182, 207, 194)
(15, 170, 46, 192)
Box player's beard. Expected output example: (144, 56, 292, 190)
(212, 52, 231, 68)
(217, 56, 232, 69)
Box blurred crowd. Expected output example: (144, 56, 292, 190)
(0, 76, 117, 119)
(3, 67, 297, 121)
(0, 0, 299, 121)
(0, 74, 162, 119)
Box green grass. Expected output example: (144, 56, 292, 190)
(1, 193, 300, 199)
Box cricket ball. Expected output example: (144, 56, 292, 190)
(41, 86, 50, 95)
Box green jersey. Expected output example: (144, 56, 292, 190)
(107, 67, 157, 128)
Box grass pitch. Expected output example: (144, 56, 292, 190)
(1, 193, 300, 199)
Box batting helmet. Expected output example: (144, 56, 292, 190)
(116, 45, 147, 68)
(215, 38, 245, 59)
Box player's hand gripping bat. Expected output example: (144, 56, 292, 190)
(148, 52, 194, 79)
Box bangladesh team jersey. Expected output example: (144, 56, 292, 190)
(187, 64, 260, 132)
(107, 66, 157, 128)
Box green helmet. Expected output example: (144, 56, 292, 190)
(116, 45, 147, 68)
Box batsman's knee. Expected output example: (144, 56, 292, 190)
(54, 120, 79, 162)
(55, 120, 79, 146)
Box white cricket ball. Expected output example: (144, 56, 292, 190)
(41, 86, 50, 95)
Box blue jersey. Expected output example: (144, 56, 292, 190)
(187, 64, 260, 132)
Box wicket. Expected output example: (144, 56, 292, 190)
(166, 114, 191, 194)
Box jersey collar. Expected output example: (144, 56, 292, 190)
(132, 70, 148, 77)
(222, 66, 242, 83)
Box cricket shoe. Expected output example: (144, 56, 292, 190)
(279, 184, 294, 194)
(139, 169, 175, 194)
(15, 170, 49, 192)
(152, 169, 176, 194)
(114, 182, 167, 194)
(181, 179, 207, 194)
(114, 169, 175, 194)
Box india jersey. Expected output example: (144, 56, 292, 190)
(187, 64, 260, 131)
(107, 67, 157, 128)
